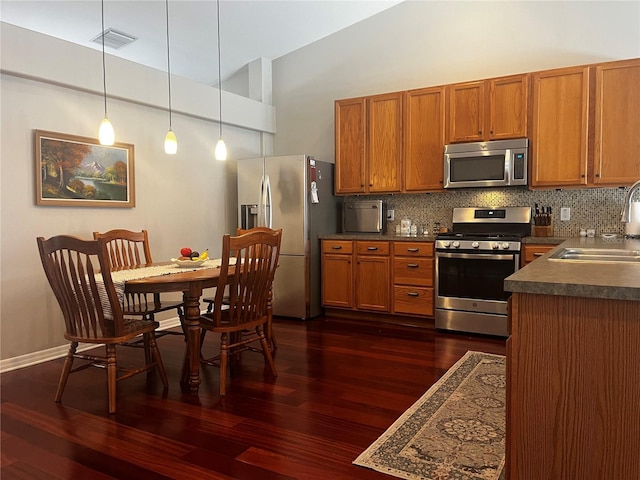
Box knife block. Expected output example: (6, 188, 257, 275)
(532, 216, 554, 237)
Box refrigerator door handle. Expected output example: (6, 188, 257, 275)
(257, 175, 265, 226)
(264, 174, 272, 228)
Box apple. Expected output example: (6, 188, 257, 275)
(180, 247, 192, 257)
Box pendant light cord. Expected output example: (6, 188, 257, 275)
(101, 0, 108, 117)
(217, 0, 222, 137)
(165, 0, 173, 128)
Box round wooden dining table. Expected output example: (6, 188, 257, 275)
(124, 263, 231, 394)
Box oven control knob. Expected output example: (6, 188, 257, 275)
(501, 242, 510, 250)
(442, 241, 451, 248)
(471, 241, 480, 249)
(452, 241, 461, 249)
(491, 242, 499, 249)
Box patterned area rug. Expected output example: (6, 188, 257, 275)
(354, 351, 506, 480)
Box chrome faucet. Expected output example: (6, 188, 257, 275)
(621, 179, 640, 223)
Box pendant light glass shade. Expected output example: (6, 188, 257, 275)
(98, 0, 114, 146)
(215, 138, 227, 161)
(164, 0, 177, 154)
(165, 129, 178, 154)
(99, 117, 115, 145)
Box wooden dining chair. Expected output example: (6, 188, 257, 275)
(37, 235, 168, 414)
(199, 228, 282, 396)
(93, 229, 185, 337)
(202, 227, 279, 352)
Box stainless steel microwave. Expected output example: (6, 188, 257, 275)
(343, 199, 386, 233)
(443, 138, 528, 189)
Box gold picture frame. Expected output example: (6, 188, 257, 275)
(35, 130, 135, 208)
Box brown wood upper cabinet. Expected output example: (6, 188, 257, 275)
(404, 86, 446, 192)
(447, 74, 529, 143)
(335, 93, 403, 194)
(530, 58, 640, 188)
(335, 97, 366, 194)
(530, 66, 591, 187)
(593, 58, 640, 186)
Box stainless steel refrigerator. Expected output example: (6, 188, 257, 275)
(237, 155, 338, 319)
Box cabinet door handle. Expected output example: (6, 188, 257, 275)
(407, 263, 419, 268)
(407, 248, 419, 253)
(332, 245, 342, 250)
(407, 291, 419, 297)
(367, 246, 378, 251)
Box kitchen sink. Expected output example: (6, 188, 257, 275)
(548, 247, 640, 263)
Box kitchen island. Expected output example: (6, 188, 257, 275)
(504, 237, 640, 480)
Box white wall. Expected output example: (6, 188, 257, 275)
(0, 24, 274, 366)
(272, 0, 640, 161)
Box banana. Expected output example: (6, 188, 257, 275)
(199, 249, 209, 261)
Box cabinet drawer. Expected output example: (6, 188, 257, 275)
(355, 241, 390, 256)
(322, 240, 353, 254)
(393, 258, 434, 286)
(393, 286, 434, 316)
(522, 244, 555, 265)
(393, 241, 434, 257)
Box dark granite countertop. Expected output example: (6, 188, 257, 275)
(522, 236, 567, 244)
(319, 233, 438, 242)
(505, 237, 640, 301)
(320, 234, 567, 243)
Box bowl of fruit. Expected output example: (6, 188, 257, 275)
(171, 247, 209, 267)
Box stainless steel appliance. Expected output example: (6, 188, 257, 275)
(435, 206, 532, 337)
(444, 138, 528, 189)
(342, 199, 386, 233)
(237, 155, 338, 319)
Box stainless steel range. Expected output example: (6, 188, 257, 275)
(435, 206, 532, 337)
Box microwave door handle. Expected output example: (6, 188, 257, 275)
(264, 174, 272, 228)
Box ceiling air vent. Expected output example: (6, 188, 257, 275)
(91, 28, 137, 49)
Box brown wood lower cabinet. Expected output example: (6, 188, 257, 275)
(321, 239, 390, 313)
(521, 243, 556, 267)
(507, 293, 640, 479)
(392, 241, 434, 316)
(321, 240, 354, 308)
(322, 239, 434, 321)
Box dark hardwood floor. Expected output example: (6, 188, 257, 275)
(1, 316, 506, 479)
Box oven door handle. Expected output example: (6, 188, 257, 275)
(436, 252, 516, 261)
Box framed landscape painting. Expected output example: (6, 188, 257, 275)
(35, 130, 135, 207)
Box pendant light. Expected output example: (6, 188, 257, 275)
(98, 0, 115, 145)
(163, 0, 177, 154)
(214, 0, 227, 161)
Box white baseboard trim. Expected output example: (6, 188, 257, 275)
(0, 317, 184, 374)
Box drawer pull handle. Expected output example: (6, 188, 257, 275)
(332, 245, 343, 250)
(367, 246, 378, 251)
(407, 248, 419, 253)
(407, 263, 419, 268)
(533, 253, 544, 257)
(407, 292, 419, 297)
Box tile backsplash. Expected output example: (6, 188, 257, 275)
(359, 186, 639, 238)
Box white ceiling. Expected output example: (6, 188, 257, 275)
(0, 0, 403, 86)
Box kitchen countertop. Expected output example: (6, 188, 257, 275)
(319, 234, 567, 243)
(505, 237, 640, 301)
(319, 233, 438, 242)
